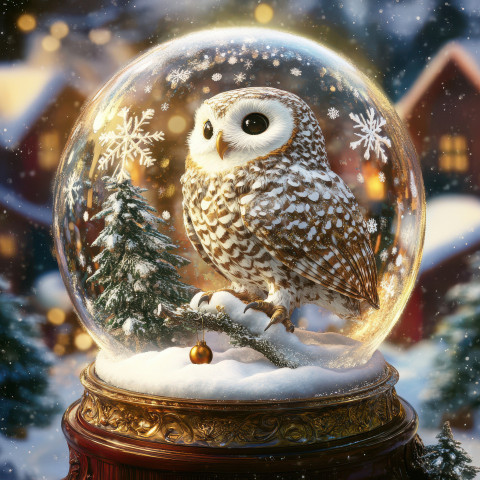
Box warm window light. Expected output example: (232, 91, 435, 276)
(254, 4, 274, 24)
(41, 35, 60, 52)
(38, 130, 60, 170)
(363, 163, 386, 201)
(89, 29, 112, 45)
(74, 332, 94, 351)
(0, 234, 16, 257)
(168, 115, 187, 134)
(50, 21, 69, 39)
(439, 134, 468, 173)
(47, 308, 66, 326)
(17, 14, 36, 32)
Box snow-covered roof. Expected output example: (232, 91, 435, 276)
(420, 194, 480, 274)
(0, 184, 51, 227)
(0, 63, 66, 149)
(396, 40, 480, 118)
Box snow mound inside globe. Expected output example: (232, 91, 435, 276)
(96, 291, 387, 399)
(53, 27, 425, 397)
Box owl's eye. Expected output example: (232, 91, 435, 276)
(242, 113, 269, 135)
(203, 120, 213, 140)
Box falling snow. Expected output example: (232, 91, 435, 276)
(161, 103, 169, 112)
(379, 172, 386, 183)
(327, 107, 340, 119)
(233, 72, 246, 84)
(98, 108, 164, 182)
(290, 67, 302, 76)
(212, 73, 222, 81)
(166, 68, 192, 88)
(380, 249, 389, 262)
(366, 218, 377, 233)
(349, 107, 392, 163)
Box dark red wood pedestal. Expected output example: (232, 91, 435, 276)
(62, 396, 426, 480)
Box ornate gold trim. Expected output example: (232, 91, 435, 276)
(78, 361, 403, 449)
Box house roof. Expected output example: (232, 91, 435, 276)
(0, 63, 66, 149)
(420, 194, 480, 274)
(396, 40, 480, 118)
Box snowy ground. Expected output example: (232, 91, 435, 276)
(1, 342, 479, 479)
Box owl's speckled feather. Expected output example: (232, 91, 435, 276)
(181, 87, 378, 330)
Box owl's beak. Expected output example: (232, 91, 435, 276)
(216, 131, 230, 160)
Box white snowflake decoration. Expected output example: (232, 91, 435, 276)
(228, 56, 238, 65)
(327, 107, 340, 120)
(366, 218, 377, 234)
(233, 72, 246, 84)
(356, 173, 364, 184)
(244, 59, 253, 70)
(166, 68, 191, 88)
(392, 246, 398, 255)
(272, 59, 280, 67)
(395, 254, 404, 267)
(98, 108, 164, 182)
(161, 103, 169, 112)
(290, 67, 302, 77)
(381, 276, 396, 298)
(378, 171, 386, 183)
(144, 84, 152, 94)
(349, 107, 392, 163)
(379, 249, 388, 262)
(212, 73, 222, 82)
(162, 210, 171, 221)
(64, 174, 82, 211)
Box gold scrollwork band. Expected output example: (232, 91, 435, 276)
(78, 362, 403, 449)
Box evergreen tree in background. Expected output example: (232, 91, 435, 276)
(422, 422, 479, 480)
(88, 176, 193, 345)
(0, 277, 57, 437)
(425, 252, 480, 417)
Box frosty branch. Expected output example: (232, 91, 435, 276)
(167, 306, 310, 369)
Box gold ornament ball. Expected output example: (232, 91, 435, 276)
(189, 340, 213, 364)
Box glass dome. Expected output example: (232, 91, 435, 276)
(53, 27, 425, 398)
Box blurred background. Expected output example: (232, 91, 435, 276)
(1, 0, 480, 478)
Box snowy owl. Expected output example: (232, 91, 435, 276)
(181, 87, 379, 333)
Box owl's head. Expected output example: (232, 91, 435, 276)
(188, 87, 305, 174)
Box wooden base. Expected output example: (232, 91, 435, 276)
(61, 363, 427, 479)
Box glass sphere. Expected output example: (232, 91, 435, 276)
(53, 27, 425, 392)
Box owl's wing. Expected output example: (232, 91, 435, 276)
(239, 169, 379, 308)
(183, 206, 227, 279)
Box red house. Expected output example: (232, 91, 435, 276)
(391, 40, 480, 343)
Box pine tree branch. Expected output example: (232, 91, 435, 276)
(166, 306, 309, 369)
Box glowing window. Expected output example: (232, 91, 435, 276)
(439, 135, 468, 173)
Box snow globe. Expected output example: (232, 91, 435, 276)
(54, 28, 426, 478)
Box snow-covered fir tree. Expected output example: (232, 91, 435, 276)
(0, 277, 57, 437)
(425, 252, 480, 417)
(88, 176, 193, 345)
(422, 421, 479, 480)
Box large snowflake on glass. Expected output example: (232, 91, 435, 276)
(349, 107, 391, 163)
(98, 107, 164, 182)
(64, 173, 82, 211)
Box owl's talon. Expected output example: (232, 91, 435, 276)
(198, 294, 212, 307)
(244, 301, 260, 314)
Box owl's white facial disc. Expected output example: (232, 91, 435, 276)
(188, 97, 294, 174)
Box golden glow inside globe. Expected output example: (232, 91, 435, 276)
(53, 27, 425, 375)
